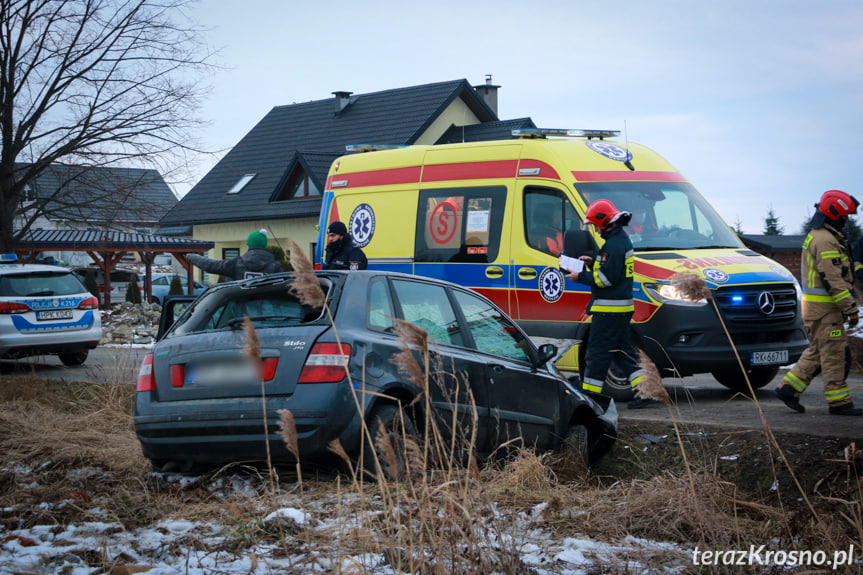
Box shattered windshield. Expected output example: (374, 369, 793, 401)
(575, 181, 743, 251)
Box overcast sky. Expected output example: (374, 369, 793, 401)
(184, 0, 862, 235)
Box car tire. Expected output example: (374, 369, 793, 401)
(152, 296, 161, 305)
(561, 424, 589, 470)
(58, 351, 88, 366)
(712, 366, 779, 393)
(362, 403, 419, 481)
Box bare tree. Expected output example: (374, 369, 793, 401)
(0, 0, 213, 252)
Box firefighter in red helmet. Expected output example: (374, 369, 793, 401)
(775, 189, 863, 416)
(566, 199, 652, 408)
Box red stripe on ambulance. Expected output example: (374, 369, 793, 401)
(422, 160, 518, 182)
(326, 166, 421, 189)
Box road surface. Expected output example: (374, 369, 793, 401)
(4, 346, 861, 440)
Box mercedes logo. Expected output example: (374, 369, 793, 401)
(758, 291, 776, 315)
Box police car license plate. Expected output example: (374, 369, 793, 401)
(36, 310, 73, 321)
(751, 350, 788, 365)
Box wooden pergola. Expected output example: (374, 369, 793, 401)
(14, 229, 214, 308)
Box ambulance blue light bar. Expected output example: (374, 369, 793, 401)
(345, 144, 407, 153)
(512, 128, 620, 140)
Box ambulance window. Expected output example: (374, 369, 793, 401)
(415, 187, 506, 263)
(524, 188, 578, 256)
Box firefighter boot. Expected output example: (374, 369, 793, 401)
(829, 402, 863, 416)
(774, 385, 805, 413)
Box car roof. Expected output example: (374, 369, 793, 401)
(0, 263, 74, 275)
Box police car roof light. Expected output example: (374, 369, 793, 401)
(512, 128, 620, 140)
(345, 144, 408, 153)
(0, 253, 19, 264)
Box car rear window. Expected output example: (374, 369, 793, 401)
(0, 271, 86, 297)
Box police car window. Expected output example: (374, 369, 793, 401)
(0, 272, 84, 297)
(391, 279, 463, 347)
(414, 186, 506, 263)
(452, 289, 531, 363)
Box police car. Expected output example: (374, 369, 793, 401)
(0, 254, 102, 366)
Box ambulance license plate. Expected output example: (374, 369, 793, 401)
(751, 350, 788, 365)
(36, 310, 73, 321)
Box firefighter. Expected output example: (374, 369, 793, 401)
(774, 189, 863, 416)
(565, 199, 651, 408)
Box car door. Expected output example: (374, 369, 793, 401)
(450, 288, 562, 452)
(389, 277, 491, 454)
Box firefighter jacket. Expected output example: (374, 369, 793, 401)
(800, 223, 858, 320)
(576, 226, 634, 314)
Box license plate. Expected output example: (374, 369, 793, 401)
(185, 362, 260, 385)
(36, 310, 74, 321)
(751, 350, 788, 365)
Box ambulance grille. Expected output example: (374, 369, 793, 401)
(713, 284, 799, 325)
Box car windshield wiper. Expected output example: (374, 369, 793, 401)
(227, 315, 304, 329)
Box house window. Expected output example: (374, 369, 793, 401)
(285, 170, 320, 199)
(227, 174, 256, 195)
(223, 248, 240, 259)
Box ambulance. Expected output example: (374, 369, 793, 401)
(315, 129, 808, 401)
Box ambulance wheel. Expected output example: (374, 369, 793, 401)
(712, 366, 779, 393)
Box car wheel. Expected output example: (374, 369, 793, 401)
(712, 366, 779, 393)
(152, 296, 161, 305)
(58, 351, 88, 366)
(362, 403, 420, 481)
(561, 424, 589, 470)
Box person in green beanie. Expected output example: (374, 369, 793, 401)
(187, 229, 283, 281)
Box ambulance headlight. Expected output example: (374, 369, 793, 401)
(643, 282, 709, 306)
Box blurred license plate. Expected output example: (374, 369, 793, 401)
(185, 362, 259, 385)
(751, 350, 788, 365)
(36, 310, 73, 321)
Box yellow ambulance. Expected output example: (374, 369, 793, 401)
(316, 129, 807, 401)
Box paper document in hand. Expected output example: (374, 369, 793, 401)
(559, 255, 584, 273)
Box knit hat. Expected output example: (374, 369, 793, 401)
(327, 221, 348, 236)
(247, 229, 268, 249)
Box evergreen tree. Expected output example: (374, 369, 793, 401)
(732, 217, 744, 235)
(763, 207, 784, 235)
(125, 274, 142, 304)
(169, 275, 184, 295)
(83, 270, 99, 302)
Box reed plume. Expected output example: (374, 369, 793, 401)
(288, 239, 326, 309)
(670, 272, 712, 302)
(635, 350, 671, 404)
(277, 409, 299, 459)
(241, 315, 261, 365)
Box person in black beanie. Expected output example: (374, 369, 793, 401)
(323, 221, 368, 270)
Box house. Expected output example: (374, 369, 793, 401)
(740, 234, 805, 281)
(158, 77, 536, 271)
(14, 163, 178, 266)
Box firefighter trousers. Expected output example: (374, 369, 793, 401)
(581, 312, 641, 394)
(778, 309, 853, 406)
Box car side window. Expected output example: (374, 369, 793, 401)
(452, 290, 531, 362)
(391, 279, 463, 347)
(367, 276, 395, 331)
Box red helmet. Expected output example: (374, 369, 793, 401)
(584, 199, 622, 230)
(818, 189, 859, 220)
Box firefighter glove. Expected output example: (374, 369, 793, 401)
(847, 311, 859, 328)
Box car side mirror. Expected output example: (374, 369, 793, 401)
(156, 295, 196, 340)
(535, 343, 557, 366)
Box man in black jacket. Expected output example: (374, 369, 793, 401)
(324, 221, 368, 270)
(187, 229, 283, 281)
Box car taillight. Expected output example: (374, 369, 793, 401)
(136, 353, 155, 392)
(0, 301, 30, 314)
(298, 342, 351, 383)
(77, 296, 99, 310)
(170, 364, 185, 387)
(261, 357, 279, 382)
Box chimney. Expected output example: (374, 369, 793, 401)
(333, 91, 352, 114)
(473, 75, 500, 116)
